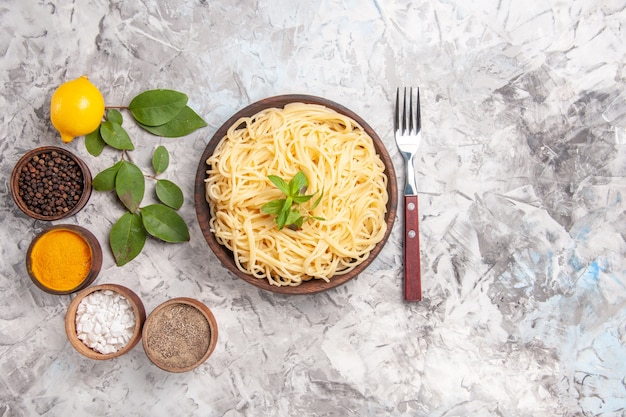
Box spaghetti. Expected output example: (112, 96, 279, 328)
(204, 102, 388, 286)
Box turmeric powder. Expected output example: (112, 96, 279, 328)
(30, 229, 92, 292)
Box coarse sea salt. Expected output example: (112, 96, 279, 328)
(75, 289, 136, 354)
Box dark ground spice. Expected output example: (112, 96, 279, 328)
(145, 303, 211, 369)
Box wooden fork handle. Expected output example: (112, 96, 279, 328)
(404, 195, 422, 301)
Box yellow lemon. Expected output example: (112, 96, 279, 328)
(50, 75, 105, 143)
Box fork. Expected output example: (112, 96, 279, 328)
(395, 87, 422, 301)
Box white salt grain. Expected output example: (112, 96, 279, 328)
(75, 290, 136, 354)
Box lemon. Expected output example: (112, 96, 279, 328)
(50, 75, 105, 143)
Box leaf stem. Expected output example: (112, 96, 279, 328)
(105, 105, 129, 110)
(121, 150, 135, 163)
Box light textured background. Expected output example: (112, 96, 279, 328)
(1, 1, 625, 416)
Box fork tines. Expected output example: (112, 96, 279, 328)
(395, 87, 421, 135)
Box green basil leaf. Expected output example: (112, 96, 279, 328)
(261, 199, 285, 216)
(292, 194, 314, 204)
(152, 145, 169, 174)
(286, 209, 303, 228)
(311, 189, 324, 210)
(138, 106, 207, 137)
(107, 108, 123, 125)
(128, 89, 188, 126)
(268, 175, 290, 195)
(289, 171, 308, 196)
(155, 179, 184, 210)
(140, 204, 190, 242)
(276, 196, 292, 229)
(115, 161, 145, 212)
(110, 212, 146, 266)
(93, 161, 123, 191)
(100, 120, 134, 150)
(85, 127, 106, 156)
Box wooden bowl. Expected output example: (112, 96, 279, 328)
(26, 225, 103, 295)
(194, 94, 398, 294)
(142, 297, 218, 372)
(65, 284, 146, 360)
(10, 146, 92, 221)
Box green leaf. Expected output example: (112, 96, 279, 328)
(292, 194, 314, 204)
(275, 196, 292, 229)
(110, 212, 146, 266)
(311, 189, 324, 210)
(115, 161, 145, 212)
(155, 179, 184, 210)
(128, 89, 188, 127)
(140, 204, 190, 243)
(152, 145, 169, 174)
(85, 127, 106, 156)
(289, 171, 308, 196)
(138, 106, 207, 137)
(100, 120, 135, 150)
(93, 161, 123, 191)
(286, 209, 303, 227)
(261, 199, 285, 216)
(268, 175, 290, 195)
(107, 108, 123, 125)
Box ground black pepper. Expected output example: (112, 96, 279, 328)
(145, 303, 211, 370)
(17, 150, 83, 217)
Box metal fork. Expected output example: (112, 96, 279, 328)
(395, 87, 422, 301)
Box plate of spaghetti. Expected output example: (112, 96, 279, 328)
(194, 95, 398, 294)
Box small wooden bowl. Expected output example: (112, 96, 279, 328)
(10, 146, 92, 221)
(142, 297, 218, 372)
(26, 225, 102, 295)
(194, 95, 398, 294)
(65, 284, 146, 360)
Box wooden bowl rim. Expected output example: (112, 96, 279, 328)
(10, 145, 92, 221)
(26, 224, 102, 295)
(142, 297, 219, 373)
(194, 94, 398, 295)
(65, 284, 146, 360)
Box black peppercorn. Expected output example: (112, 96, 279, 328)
(17, 151, 84, 216)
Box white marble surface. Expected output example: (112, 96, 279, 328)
(1, 0, 625, 416)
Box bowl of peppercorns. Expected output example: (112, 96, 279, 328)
(10, 146, 92, 221)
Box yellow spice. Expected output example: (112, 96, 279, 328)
(30, 229, 92, 291)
